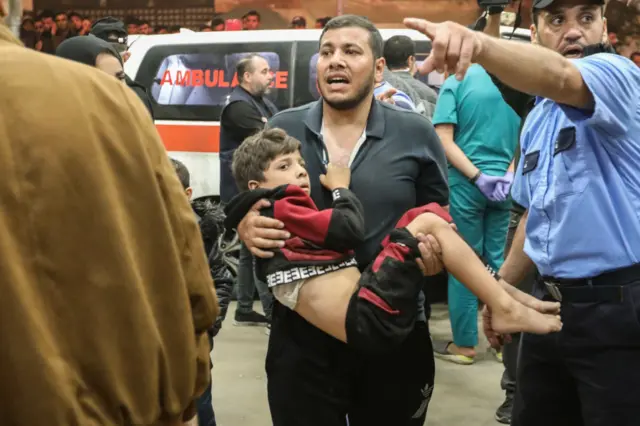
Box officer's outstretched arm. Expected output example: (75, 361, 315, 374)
(499, 210, 535, 285)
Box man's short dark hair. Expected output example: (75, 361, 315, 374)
(68, 12, 81, 20)
(243, 10, 260, 20)
(631, 51, 640, 60)
(211, 17, 225, 27)
(170, 158, 190, 189)
(236, 54, 262, 83)
(320, 15, 384, 59)
(55, 11, 67, 19)
(383, 35, 415, 70)
(232, 128, 301, 192)
(40, 10, 55, 19)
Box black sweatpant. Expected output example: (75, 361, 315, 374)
(266, 309, 435, 426)
(348, 321, 435, 426)
(266, 305, 353, 426)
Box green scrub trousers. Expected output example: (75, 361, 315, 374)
(448, 180, 511, 347)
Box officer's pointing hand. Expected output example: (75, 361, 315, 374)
(404, 18, 483, 81)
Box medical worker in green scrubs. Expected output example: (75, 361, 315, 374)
(432, 64, 520, 364)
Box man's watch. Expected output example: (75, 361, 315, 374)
(470, 171, 482, 184)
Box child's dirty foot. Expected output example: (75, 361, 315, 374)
(492, 298, 562, 335)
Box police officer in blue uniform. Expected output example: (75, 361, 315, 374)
(405, 0, 640, 423)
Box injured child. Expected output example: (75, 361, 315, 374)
(224, 128, 562, 352)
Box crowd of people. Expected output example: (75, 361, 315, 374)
(1, 0, 640, 425)
(15, 8, 334, 53)
(11, 3, 640, 63)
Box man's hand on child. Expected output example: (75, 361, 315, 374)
(482, 305, 512, 350)
(320, 163, 351, 191)
(238, 199, 290, 258)
(415, 233, 445, 276)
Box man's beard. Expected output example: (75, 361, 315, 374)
(252, 83, 270, 97)
(319, 76, 374, 111)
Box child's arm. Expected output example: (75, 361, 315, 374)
(272, 185, 365, 252)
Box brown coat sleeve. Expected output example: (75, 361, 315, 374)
(127, 86, 219, 412)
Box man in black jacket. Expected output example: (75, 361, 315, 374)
(90, 17, 155, 119)
(219, 54, 278, 329)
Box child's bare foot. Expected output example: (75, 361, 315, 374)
(491, 297, 562, 336)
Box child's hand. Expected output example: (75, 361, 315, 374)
(319, 163, 351, 191)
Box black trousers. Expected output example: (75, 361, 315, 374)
(266, 304, 435, 426)
(348, 321, 434, 426)
(512, 278, 640, 426)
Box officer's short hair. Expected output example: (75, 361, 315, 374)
(170, 158, 190, 189)
(236, 54, 263, 83)
(320, 14, 384, 59)
(232, 128, 302, 192)
(384, 35, 416, 70)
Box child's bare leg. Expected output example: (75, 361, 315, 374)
(408, 212, 562, 335)
(291, 224, 426, 352)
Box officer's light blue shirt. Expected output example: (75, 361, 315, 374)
(511, 53, 640, 279)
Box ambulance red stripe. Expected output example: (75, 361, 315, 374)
(155, 121, 221, 153)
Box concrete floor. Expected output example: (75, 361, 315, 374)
(211, 303, 506, 426)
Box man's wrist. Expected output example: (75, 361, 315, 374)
(473, 31, 495, 68)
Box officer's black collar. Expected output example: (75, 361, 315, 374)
(304, 98, 386, 140)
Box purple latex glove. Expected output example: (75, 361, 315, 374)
(475, 173, 510, 202)
(492, 172, 515, 202)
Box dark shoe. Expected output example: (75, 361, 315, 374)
(495, 394, 513, 424)
(233, 310, 269, 326)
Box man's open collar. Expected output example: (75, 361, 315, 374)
(304, 98, 386, 140)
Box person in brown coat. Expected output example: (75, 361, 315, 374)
(0, 24, 218, 426)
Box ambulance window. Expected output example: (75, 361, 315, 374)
(292, 41, 320, 107)
(136, 43, 293, 121)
